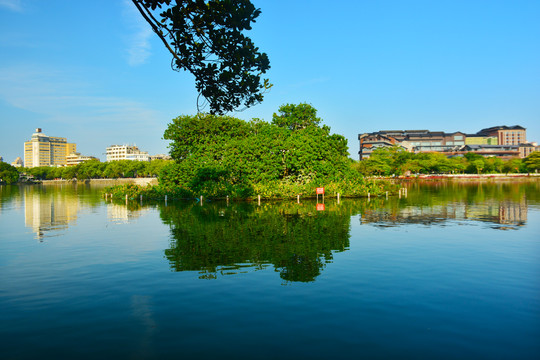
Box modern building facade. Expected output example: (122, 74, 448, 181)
(476, 126, 526, 146)
(106, 145, 149, 162)
(359, 125, 532, 160)
(24, 128, 76, 168)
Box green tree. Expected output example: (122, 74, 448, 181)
(62, 166, 78, 180)
(362, 156, 392, 176)
(472, 159, 485, 174)
(449, 157, 467, 174)
(502, 159, 522, 174)
(0, 162, 19, 184)
(49, 167, 64, 179)
(143, 159, 170, 177)
(464, 152, 484, 162)
(132, 0, 271, 114)
(27, 166, 52, 180)
(271, 103, 322, 131)
(524, 151, 540, 172)
(161, 104, 352, 196)
(77, 160, 106, 179)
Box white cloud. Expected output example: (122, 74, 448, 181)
(122, 0, 153, 66)
(0, 0, 23, 12)
(0, 0, 22, 11)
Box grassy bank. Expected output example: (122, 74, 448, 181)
(104, 178, 399, 201)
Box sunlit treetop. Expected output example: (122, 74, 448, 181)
(132, 0, 271, 114)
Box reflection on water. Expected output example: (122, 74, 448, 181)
(360, 198, 528, 229)
(2, 180, 538, 271)
(154, 180, 539, 282)
(3, 185, 150, 239)
(23, 186, 80, 240)
(160, 201, 351, 283)
(107, 203, 150, 224)
(0, 180, 539, 359)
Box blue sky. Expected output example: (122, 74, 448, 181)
(1, 0, 539, 163)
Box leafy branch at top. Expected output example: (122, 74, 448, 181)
(132, 0, 271, 114)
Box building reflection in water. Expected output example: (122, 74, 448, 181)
(22, 187, 151, 239)
(23, 187, 79, 241)
(107, 203, 148, 224)
(360, 198, 528, 230)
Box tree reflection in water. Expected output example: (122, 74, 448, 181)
(159, 201, 352, 282)
(110, 180, 539, 281)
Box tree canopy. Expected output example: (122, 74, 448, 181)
(272, 103, 322, 131)
(0, 162, 19, 184)
(160, 104, 359, 197)
(132, 0, 271, 114)
(523, 151, 540, 172)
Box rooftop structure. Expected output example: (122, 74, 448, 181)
(24, 128, 76, 168)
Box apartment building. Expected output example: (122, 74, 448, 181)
(24, 128, 76, 168)
(106, 145, 149, 162)
(66, 153, 99, 166)
(476, 126, 526, 145)
(358, 125, 532, 160)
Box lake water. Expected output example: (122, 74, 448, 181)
(1, 181, 539, 359)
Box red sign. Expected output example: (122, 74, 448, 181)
(316, 203, 325, 211)
(316, 187, 325, 195)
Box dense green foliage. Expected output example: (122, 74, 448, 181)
(356, 147, 537, 176)
(132, 0, 270, 114)
(0, 162, 19, 184)
(18, 160, 170, 181)
(523, 151, 540, 172)
(272, 103, 322, 130)
(154, 103, 394, 199)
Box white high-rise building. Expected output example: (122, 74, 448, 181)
(106, 145, 149, 162)
(24, 128, 76, 168)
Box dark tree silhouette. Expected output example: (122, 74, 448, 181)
(132, 0, 271, 114)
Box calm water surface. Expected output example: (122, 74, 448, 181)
(1, 181, 539, 359)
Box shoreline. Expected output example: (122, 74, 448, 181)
(38, 178, 158, 186)
(370, 173, 540, 181)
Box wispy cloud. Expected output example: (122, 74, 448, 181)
(122, 0, 153, 66)
(0, 0, 23, 12)
(0, 65, 160, 126)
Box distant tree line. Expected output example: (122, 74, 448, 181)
(3, 159, 171, 183)
(354, 147, 540, 176)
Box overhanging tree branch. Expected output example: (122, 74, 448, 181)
(131, 0, 271, 114)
